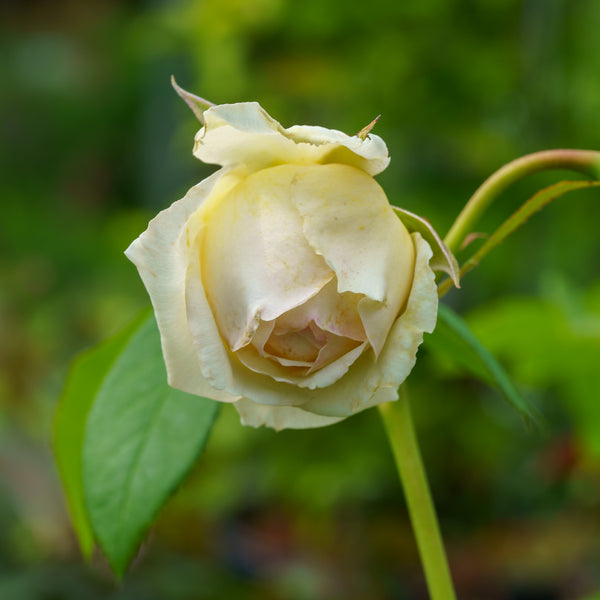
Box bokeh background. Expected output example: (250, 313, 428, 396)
(2, 0, 600, 598)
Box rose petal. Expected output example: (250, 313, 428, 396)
(289, 163, 415, 356)
(234, 397, 344, 430)
(272, 279, 366, 342)
(193, 103, 389, 176)
(264, 327, 322, 363)
(187, 210, 364, 400)
(184, 235, 433, 419)
(124, 169, 239, 403)
(235, 341, 368, 389)
(250, 319, 275, 356)
(308, 333, 362, 373)
(286, 124, 390, 176)
(300, 233, 437, 417)
(201, 166, 334, 352)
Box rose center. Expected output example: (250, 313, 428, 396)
(263, 321, 325, 364)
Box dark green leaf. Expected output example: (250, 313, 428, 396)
(467, 289, 600, 458)
(53, 311, 149, 559)
(429, 304, 537, 426)
(81, 313, 220, 577)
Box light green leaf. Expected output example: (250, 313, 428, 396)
(429, 304, 537, 426)
(461, 180, 600, 278)
(81, 313, 220, 577)
(53, 310, 149, 559)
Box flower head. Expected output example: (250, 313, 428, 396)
(126, 92, 458, 429)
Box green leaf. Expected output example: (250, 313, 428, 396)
(461, 180, 600, 278)
(81, 313, 221, 577)
(467, 286, 600, 458)
(53, 310, 149, 559)
(429, 304, 537, 426)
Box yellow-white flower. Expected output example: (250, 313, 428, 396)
(126, 101, 458, 430)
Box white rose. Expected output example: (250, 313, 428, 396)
(125, 101, 458, 430)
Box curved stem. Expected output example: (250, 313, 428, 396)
(438, 178, 600, 299)
(443, 149, 600, 254)
(378, 389, 457, 600)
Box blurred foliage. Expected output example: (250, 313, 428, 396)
(1, 0, 600, 598)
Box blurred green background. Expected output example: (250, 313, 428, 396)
(2, 0, 600, 598)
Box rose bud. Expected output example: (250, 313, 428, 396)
(126, 101, 457, 429)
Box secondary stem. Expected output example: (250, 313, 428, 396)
(378, 389, 457, 600)
(443, 149, 600, 254)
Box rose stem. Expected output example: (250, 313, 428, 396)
(443, 149, 600, 255)
(378, 388, 457, 600)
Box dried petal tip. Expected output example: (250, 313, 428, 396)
(171, 75, 215, 124)
(356, 115, 381, 141)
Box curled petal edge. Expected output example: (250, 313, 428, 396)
(234, 398, 345, 431)
(193, 102, 390, 176)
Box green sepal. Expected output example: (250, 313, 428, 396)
(393, 207, 460, 288)
(171, 76, 215, 124)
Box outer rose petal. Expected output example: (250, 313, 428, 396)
(185, 225, 435, 421)
(205, 233, 436, 426)
(300, 233, 437, 418)
(193, 103, 389, 176)
(126, 171, 436, 427)
(124, 169, 240, 403)
(234, 397, 344, 430)
(234, 382, 399, 431)
(196, 162, 415, 393)
(200, 165, 334, 352)
(289, 164, 415, 356)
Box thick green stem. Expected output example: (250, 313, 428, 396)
(378, 389, 456, 600)
(443, 149, 600, 254)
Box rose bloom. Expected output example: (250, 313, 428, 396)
(126, 101, 457, 430)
